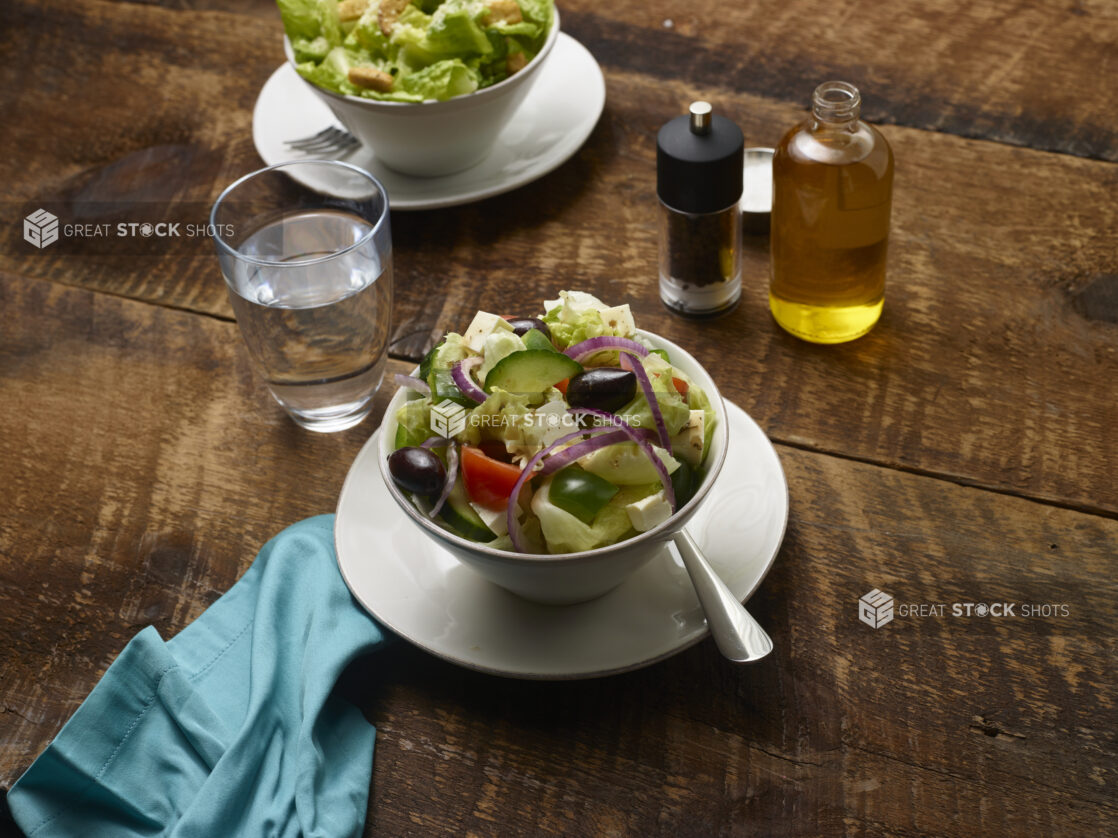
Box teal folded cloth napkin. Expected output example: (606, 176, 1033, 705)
(8, 514, 386, 838)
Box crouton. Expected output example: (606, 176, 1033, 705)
(506, 50, 527, 74)
(482, 0, 522, 25)
(377, 0, 411, 35)
(348, 66, 395, 92)
(338, 0, 368, 22)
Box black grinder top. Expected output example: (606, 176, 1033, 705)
(657, 101, 744, 214)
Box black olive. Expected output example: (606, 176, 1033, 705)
(388, 447, 446, 496)
(506, 318, 551, 340)
(566, 368, 637, 414)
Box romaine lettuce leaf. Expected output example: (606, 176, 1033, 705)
(292, 35, 332, 62)
(396, 57, 478, 100)
(278, 0, 324, 40)
(425, 1, 493, 57)
(300, 46, 371, 96)
(281, 0, 554, 101)
(516, 0, 554, 28)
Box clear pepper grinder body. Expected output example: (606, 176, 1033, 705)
(769, 81, 894, 343)
(657, 102, 744, 317)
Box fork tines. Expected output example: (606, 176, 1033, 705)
(285, 126, 360, 154)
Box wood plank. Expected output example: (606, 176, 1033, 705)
(344, 443, 1117, 836)
(1, 274, 1115, 835)
(2, 0, 1116, 516)
(558, 1, 1118, 162)
(77, 0, 1118, 160)
(0, 0, 441, 357)
(0, 272, 410, 790)
(358, 83, 1118, 518)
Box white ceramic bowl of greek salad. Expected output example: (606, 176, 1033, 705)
(378, 291, 729, 604)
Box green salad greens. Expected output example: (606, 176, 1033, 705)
(386, 292, 718, 555)
(277, 0, 555, 102)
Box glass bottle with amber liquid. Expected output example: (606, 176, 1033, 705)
(769, 81, 894, 343)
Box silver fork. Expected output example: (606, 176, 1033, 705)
(284, 126, 361, 156)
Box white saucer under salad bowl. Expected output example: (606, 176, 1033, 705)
(371, 330, 730, 605)
(335, 394, 786, 678)
(253, 31, 605, 209)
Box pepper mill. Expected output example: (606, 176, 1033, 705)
(657, 101, 744, 316)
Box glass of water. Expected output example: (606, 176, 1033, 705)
(210, 161, 392, 433)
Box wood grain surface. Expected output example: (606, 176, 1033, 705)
(3, 0, 1116, 518)
(2, 0, 1116, 834)
(2, 274, 1115, 836)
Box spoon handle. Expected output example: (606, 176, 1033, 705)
(673, 529, 774, 663)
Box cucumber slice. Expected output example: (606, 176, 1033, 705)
(418, 340, 442, 383)
(438, 481, 497, 542)
(484, 349, 582, 394)
(522, 329, 558, 353)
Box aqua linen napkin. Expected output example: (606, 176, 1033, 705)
(7, 514, 386, 838)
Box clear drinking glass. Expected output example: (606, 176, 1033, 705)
(210, 161, 393, 432)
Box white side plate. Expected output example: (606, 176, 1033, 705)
(253, 33, 606, 210)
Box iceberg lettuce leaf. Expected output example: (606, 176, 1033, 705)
(531, 478, 655, 553)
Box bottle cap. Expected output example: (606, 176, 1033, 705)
(740, 147, 774, 234)
(657, 101, 745, 214)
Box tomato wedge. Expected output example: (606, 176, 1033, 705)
(478, 440, 510, 461)
(672, 376, 689, 397)
(460, 445, 523, 509)
(555, 378, 569, 396)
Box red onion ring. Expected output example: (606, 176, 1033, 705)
(537, 429, 648, 476)
(393, 373, 430, 396)
(563, 336, 649, 363)
(428, 441, 458, 519)
(452, 357, 487, 403)
(505, 425, 619, 553)
(620, 352, 671, 450)
(567, 408, 677, 513)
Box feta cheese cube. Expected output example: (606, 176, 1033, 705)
(670, 410, 705, 467)
(462, 311, 513, 353)
(626, 491, 673, 532)
(598, 304, 636, 337)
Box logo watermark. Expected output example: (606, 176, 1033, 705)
(859, 589, 894, 629)
(10, 201, 235, 257)
(427, 400, 647, 441)
(24, 209, 59, 249)
(431, 400, 468, 438)
(859, 585, 1072, 629)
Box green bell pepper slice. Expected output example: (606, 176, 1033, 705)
(549, 466, 620, 525)
(429, 368, 475, 408)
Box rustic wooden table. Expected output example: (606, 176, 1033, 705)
(2, 0, 1116, 834)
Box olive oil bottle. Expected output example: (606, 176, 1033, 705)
(770, 81, 894, 343)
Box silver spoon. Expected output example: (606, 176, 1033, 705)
(673, 529, 774, 662)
